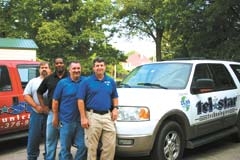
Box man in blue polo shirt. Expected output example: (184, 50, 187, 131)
(77, 57, 119, 160)
(52, 61, 86, 160)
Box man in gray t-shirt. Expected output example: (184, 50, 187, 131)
(23, 62, 51, 160)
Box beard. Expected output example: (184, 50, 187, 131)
(56, 67, 64, 74)
(41, 70, 48, 78)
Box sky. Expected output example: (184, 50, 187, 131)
(110, 36, 156, 58)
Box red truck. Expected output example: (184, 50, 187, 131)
(0, 60, 40, 142)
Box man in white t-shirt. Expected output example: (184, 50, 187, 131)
(23, 62, 51, 160)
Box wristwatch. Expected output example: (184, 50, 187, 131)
(113, 106, 119, 109)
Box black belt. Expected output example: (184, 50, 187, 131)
(86, 108, 109, 115)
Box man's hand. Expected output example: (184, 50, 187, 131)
(35, 105, 49, 114)
(81, 117, 89, 129)
(41, 105, 49, 114)
(111, 108, 118, 121)
(52, 116, 59, 128)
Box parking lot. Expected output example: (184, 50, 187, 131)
(1, 136, 240, 160)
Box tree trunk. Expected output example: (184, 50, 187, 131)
(155, 28, 164, 61)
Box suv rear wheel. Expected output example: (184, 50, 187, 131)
(152, 121, 185, 160)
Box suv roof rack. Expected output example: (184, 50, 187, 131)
(172, 57, 206, 60)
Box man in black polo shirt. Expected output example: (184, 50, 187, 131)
(37, 57, 68, 160)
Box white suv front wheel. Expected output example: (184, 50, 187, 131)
(152, 121, 185, 160)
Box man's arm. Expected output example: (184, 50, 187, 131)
(111, 79, 119, 121)
(37, 94, 45, 106)
(52, 99, 59, 128)
(24, 95, 43, 113)
(23, 79, 48, 114)
(77, 99, 89, 129)
(112, 97, 119, 108)
(111, 97, 118, 121)
(37, 79, 47, 107)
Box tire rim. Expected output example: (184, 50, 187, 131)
(164, 131, 181, 160)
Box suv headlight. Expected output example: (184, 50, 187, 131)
(117, 106, 150, 121)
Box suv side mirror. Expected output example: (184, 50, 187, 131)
(191, 78, 215, 94)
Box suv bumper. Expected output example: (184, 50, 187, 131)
(116, 134, 153, 157)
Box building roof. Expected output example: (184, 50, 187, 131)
(127, 53, 151, 66)
(0, 38, 38, 49)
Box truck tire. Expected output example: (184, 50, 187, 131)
(152, 121, 185, 160)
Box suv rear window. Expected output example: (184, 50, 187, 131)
(17, 64, 39, 89)
(209, 63, 236, 90)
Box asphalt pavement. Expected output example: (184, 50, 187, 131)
(1, 137, 240, 160)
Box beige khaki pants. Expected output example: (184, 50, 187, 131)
(85, 111, 116, 160)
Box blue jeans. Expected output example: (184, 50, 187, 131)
(45, 111, 60, 160)
(59, 121, 86, 160)
(27, 111, 47, 160)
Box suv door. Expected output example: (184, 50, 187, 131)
(0, 65, 21, 134)
(209, 63, 238, 129)
(227, 64, 240, 126)
(189, 63, 238, 137)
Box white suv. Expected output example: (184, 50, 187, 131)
(116, 59, 240, 160)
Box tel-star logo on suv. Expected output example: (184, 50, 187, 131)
(116, 59, 240, 160)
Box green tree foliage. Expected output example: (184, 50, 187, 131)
(167, 0, 240, 60)
(36, 21, 72, 60)
(115, 0, 169, 61)
(2, 0, 239, 68)
(0, 0, 127, 75)
(0, 0, 43, 38)
(114, 0, 240, 61)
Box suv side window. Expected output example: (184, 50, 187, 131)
(209, 63, 236, 90)
(0, 66, 12, 91)
(193, 64, 212, 79)
(191, 64, 213, 90)
(230, 64, 240, 82)
(191, 63, 236, 93)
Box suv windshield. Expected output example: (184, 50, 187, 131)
(119, 63, 192, 89)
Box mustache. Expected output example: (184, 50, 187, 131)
(41, 70, 48, 77)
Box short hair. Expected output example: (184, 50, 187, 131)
(39, 61, 49, 67)
(54, 57, 64, 63)
(68, 61, 81, 68)
(93, 57, 106, 65)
